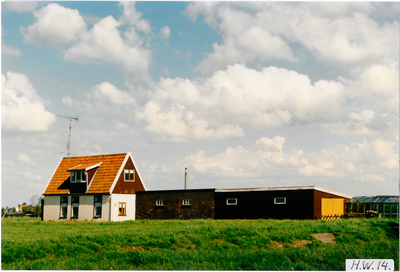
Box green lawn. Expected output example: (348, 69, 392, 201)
(2, 217, 398, 270)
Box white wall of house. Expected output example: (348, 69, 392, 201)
(43, 195, 111, 221)
(110, 194, 136, 222)
(43, 196, 61, 221)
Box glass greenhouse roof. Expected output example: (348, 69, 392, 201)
(349, 196, 399, 204)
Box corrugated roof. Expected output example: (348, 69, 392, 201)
(349, 196, 399, 204)
(43, 153, 127, 195)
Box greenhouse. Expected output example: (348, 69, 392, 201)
(345, 196, 399, 218)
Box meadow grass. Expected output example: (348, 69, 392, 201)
(2, 217, 398, 270)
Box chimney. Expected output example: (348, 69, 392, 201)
(184, 167, 187, 189)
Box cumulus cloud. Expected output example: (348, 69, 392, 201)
(20, 3, 87, 47)
(136, 100, 244, 142)
(159, 26, 171, 39)
(149, 64, 345, 130)
(63, 81, 137, 115)
(3, 1, 38, 13)
(2, 72, 56, 132)
(118, 1, 151, 33)
(2, 42, 22, 58)
(185, 136, 398, 185)
(64, 16, 151, 75)
(184, 2, 398, 75)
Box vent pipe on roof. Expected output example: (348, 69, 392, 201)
(184, 167, 187, 190)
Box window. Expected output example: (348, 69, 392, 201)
(226, 198, 237, 205)
(124, 169, 135, 181)
(60, 196, 68, 218)
(94, 195, 102, 218)
(182, 199, 192, 206)
(274, 197, 286, 204)
(156, 200, 165, 206)
(71, 196, 79, 218)
(119, 202, 126, 216)
(71, 171, 86, 183)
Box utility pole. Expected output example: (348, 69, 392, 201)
(56, 115, 79, 157)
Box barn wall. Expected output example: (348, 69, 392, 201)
(136, 189, 215, 220)
(313, 190, 350, 219)
(214, 190, 315, 220)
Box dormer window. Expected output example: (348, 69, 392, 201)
(70, 171, 87, 183)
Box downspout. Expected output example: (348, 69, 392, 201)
(109, 195, 112, 222)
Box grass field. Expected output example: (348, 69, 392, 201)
(2, 217, 398, 270)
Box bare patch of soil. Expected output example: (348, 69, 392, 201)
(311, 233, 336, 243)
(270, 241, 285, 249)
(122, 246, 145, 251)
(292, 239, 312, 247)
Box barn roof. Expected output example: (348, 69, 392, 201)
(215, 186, 352, 199)
(43, 153, 127, 195)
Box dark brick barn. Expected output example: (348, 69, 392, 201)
(136, 186, 352, 220)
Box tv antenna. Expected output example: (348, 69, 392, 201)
(57, 115, 79, 157)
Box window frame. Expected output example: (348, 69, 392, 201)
(118, 202, 126, 216)
(70, 171, 86, 183)
(182, 199, 192, 206)
(60, 196, 68, 219)
(226, 198, 238, 205)
(124, 169, 135, 182)
(156, 200, 165, 206)
(274, 197, 286, 204)
(94, 195, 102, 218)
(71, 196, 79, 218)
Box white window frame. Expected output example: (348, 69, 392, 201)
(156, 200, 165, 206)
(124, 169, 135, 182)
(274, 197, 286, 204)
(119, 202, 126, 216)
(71, 196, 79, 218)
(94, 195, 102, 218)
(226, 198, 238, 205)
(60, 196, 68, 218)
(182, 199, 192, 206)
(70, 171, 86, 183)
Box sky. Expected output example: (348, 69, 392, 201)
(1, 1, 399, 208)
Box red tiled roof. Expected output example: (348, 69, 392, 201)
(67, 162, 102, 171)
(44, 153, 127, 195)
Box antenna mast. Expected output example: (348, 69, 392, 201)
(56, 115, 79, 157)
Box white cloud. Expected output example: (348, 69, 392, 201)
(184, 2, 398, 75)
(185, 136, 398, 186)
(3, 1, 38, 13)
(154, 64, 345, 126)
(63, 16, 151, 76)
(159, 26, 171, 39)
(136, 100, 244, 142)
(2, 72, 56, 132)
(16, 154, 36, 167)
(63, 82, 137, 115)
(2, 42, 22, 58)
(20, 3, 87, 47)
(118, 2, 151, 33)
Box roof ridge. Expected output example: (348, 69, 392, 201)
(64, 153, 127, 159)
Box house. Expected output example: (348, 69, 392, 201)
(136, 186, 352, 220)
(42, 153, 146, 221)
